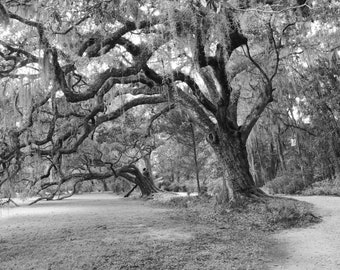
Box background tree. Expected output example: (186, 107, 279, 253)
(151, 108, 210, 193)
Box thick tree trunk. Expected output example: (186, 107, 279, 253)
(118, 165, 160, 197)
(135, 174, 159, 196)
(210, 131, 266, 203)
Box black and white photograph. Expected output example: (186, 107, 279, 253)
(0, 1, 339, 269)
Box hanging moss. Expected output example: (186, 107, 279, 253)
(0, 3, 9, 27)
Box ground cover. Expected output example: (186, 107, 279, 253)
(301, 176, 340, 196)
(0, 193, 317, 270)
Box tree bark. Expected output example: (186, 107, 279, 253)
(118, 165, 159, 197)
(135, 174, 159, 196)
(190, 123, 201, 194)
(143, 154, 154, 182)
(209, 130, 267, 203)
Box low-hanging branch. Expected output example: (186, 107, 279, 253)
(96, 95, 167, 125)
(28, 162, 155, 205)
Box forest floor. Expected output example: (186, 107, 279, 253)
(267, 196, 340, 270)
(0, 193, 316, 270)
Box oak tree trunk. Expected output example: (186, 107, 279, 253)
(135, 174, 159, 196)
(210, 131, 266, 203)
(118, 165, 159, 197)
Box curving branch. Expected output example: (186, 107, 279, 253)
(8, 12, 42, 28)
(53, 15, 90, 35)
(173, 71, 217, 114)
(97, 95, 167, 125)
(175, 87, 216, 133)
(146, 103, 176, 136)
(239, 20, 287, 143)
(78, 16, 161, 58)
(239, 86, 274, 143)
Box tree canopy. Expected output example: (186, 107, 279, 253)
(0, 0, 339, 203)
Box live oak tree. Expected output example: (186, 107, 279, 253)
(0, 0, 328, 203)
(94, 109, 161, 196)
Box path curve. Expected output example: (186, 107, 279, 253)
(268, 196, 340, 270)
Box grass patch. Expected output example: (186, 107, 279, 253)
(262, 198, 320, 229)
(156, 195, 320, 231)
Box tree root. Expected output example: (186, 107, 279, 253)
(215, 187, 272, 209)
(242, 187, 273, 201)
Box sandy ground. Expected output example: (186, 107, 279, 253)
(268, 196, 340, 270)
(4, 193, 335, 269)
(0, 194, 174, 270)
(0, 193, 273, 270)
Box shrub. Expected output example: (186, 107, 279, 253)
(156, 194, 211, 208)
(263, 199, 320, 228)
(301, 175, 340, 196)
(155, 195, 320, 231)
(157, 179, 172, 190)
(169, 183, 187, 192)
(265, 175, 307, 194)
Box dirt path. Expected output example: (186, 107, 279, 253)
(0, 194, 175, 270)
(268, 196, 340, 270)
(0, 193, 269, 270)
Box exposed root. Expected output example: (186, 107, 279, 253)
(214, 187, 273, 210)
(242, 187, 273, 201)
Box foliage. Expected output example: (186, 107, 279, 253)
(302, 175, 340, 196)
(263, 198, 320, 228)
(248, 51, 340, 190)
(264, 174, 308, 194)
(155, 194, 320, 231)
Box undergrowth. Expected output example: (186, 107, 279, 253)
(302, 176, 340, 196)
(156, 195, 320, 231)
(151, 194, 321, 269)
(265, 174, 340, 196)
(264, 175, 307, 195)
